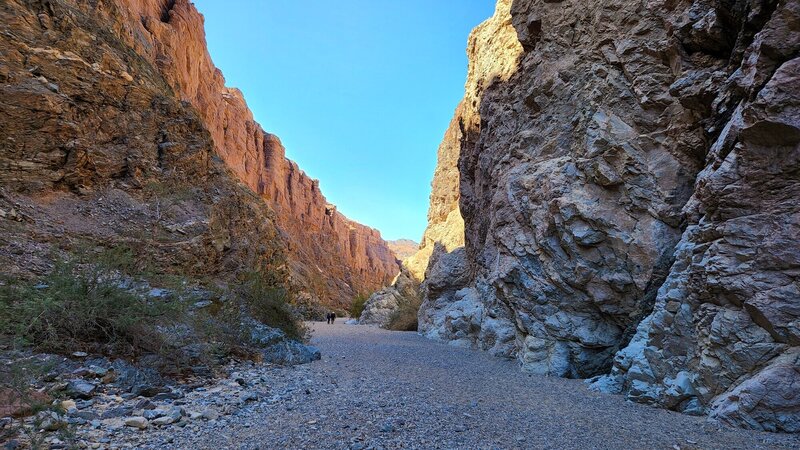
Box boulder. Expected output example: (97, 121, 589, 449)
(124, 416, 149, 430)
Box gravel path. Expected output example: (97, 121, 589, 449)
(135, 323, 799, 449)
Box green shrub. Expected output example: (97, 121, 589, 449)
(387, 293, 422, 331)
(0, 259, 179, 357)
(349, 293, 369, 320)
(237, 270, 306, 341)
(0, 248, 305, 377)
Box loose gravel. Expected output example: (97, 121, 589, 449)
(126, 323, 800, 449)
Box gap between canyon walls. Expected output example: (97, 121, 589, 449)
(108, 0, 401, 305)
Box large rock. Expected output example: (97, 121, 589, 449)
(416, 0, 800, 432)
(358, 288, 404, 328)
(247, 319, 320, 365)
(360, 270, 420, 328)
(591, 2, 800, 431)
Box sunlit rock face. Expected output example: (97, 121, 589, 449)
(55, 0, 400, 305)
(0, 0, 288, 283)
(359, 270, 419, 327)
(417, 0, 800, 431)
(386, 239, 420, 262)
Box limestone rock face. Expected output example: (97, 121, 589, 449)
(359, 270, 419, 327)
(591, 0, 800, 432)
(417, 0, 800, 431)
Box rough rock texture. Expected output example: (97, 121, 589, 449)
(0, 0, 286, 282)
(0, 0, 400, 305)
(359, 270, 419, 327)
(417, 0, 800, 432)
(591, 0, 800, 432)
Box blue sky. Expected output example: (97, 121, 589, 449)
(192, 0, 494, 241)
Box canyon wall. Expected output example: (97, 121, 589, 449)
(0, 0, 287, 284)
(417, 0, 799, 432)
(0, 0, 399, 305)
(90, 0, 400, 304)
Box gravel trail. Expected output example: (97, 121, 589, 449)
(140, 323, 799, 449)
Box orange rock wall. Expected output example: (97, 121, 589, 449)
(105, 0, 399, 303)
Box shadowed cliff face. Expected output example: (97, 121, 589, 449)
(416, 0, 800, 432)
(0, 0, 399, 305)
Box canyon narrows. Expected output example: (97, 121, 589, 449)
(0, 0, 799, 447)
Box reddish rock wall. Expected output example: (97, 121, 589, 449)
(102, 0, 399, 303)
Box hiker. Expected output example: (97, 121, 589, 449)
(326, 312, 331, 324)
(331, 312, 336, 324)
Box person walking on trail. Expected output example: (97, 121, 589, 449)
(331, 312, 336, 324)
(326, 312, 331, 324)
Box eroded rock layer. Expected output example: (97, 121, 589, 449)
(417, 0, 800, 431)
(0, 0, 399, 305)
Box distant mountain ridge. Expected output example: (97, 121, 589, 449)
(386, 239, 420, 262)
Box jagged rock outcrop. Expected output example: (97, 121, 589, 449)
(416, 0, 800, 432)
(590, 0, 800, 432)
(0, 0, 400, 306)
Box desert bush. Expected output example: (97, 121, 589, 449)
(349, 293, 369, 320)
(0, 258, 179, 357)
(0, 246, 306, 380)
(237, 270, 306, 341)
(386, 293, 422, 331)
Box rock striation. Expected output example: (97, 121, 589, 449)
(0, 0, 399, 305)
(416, 0, 800, 432)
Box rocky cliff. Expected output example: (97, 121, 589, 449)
(386, 239, 420, 262)
(416, 0, 800, 432)
(0, 0, 287, 281)
(0, 0, 400, 306)
(123, 0, 400, 305)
